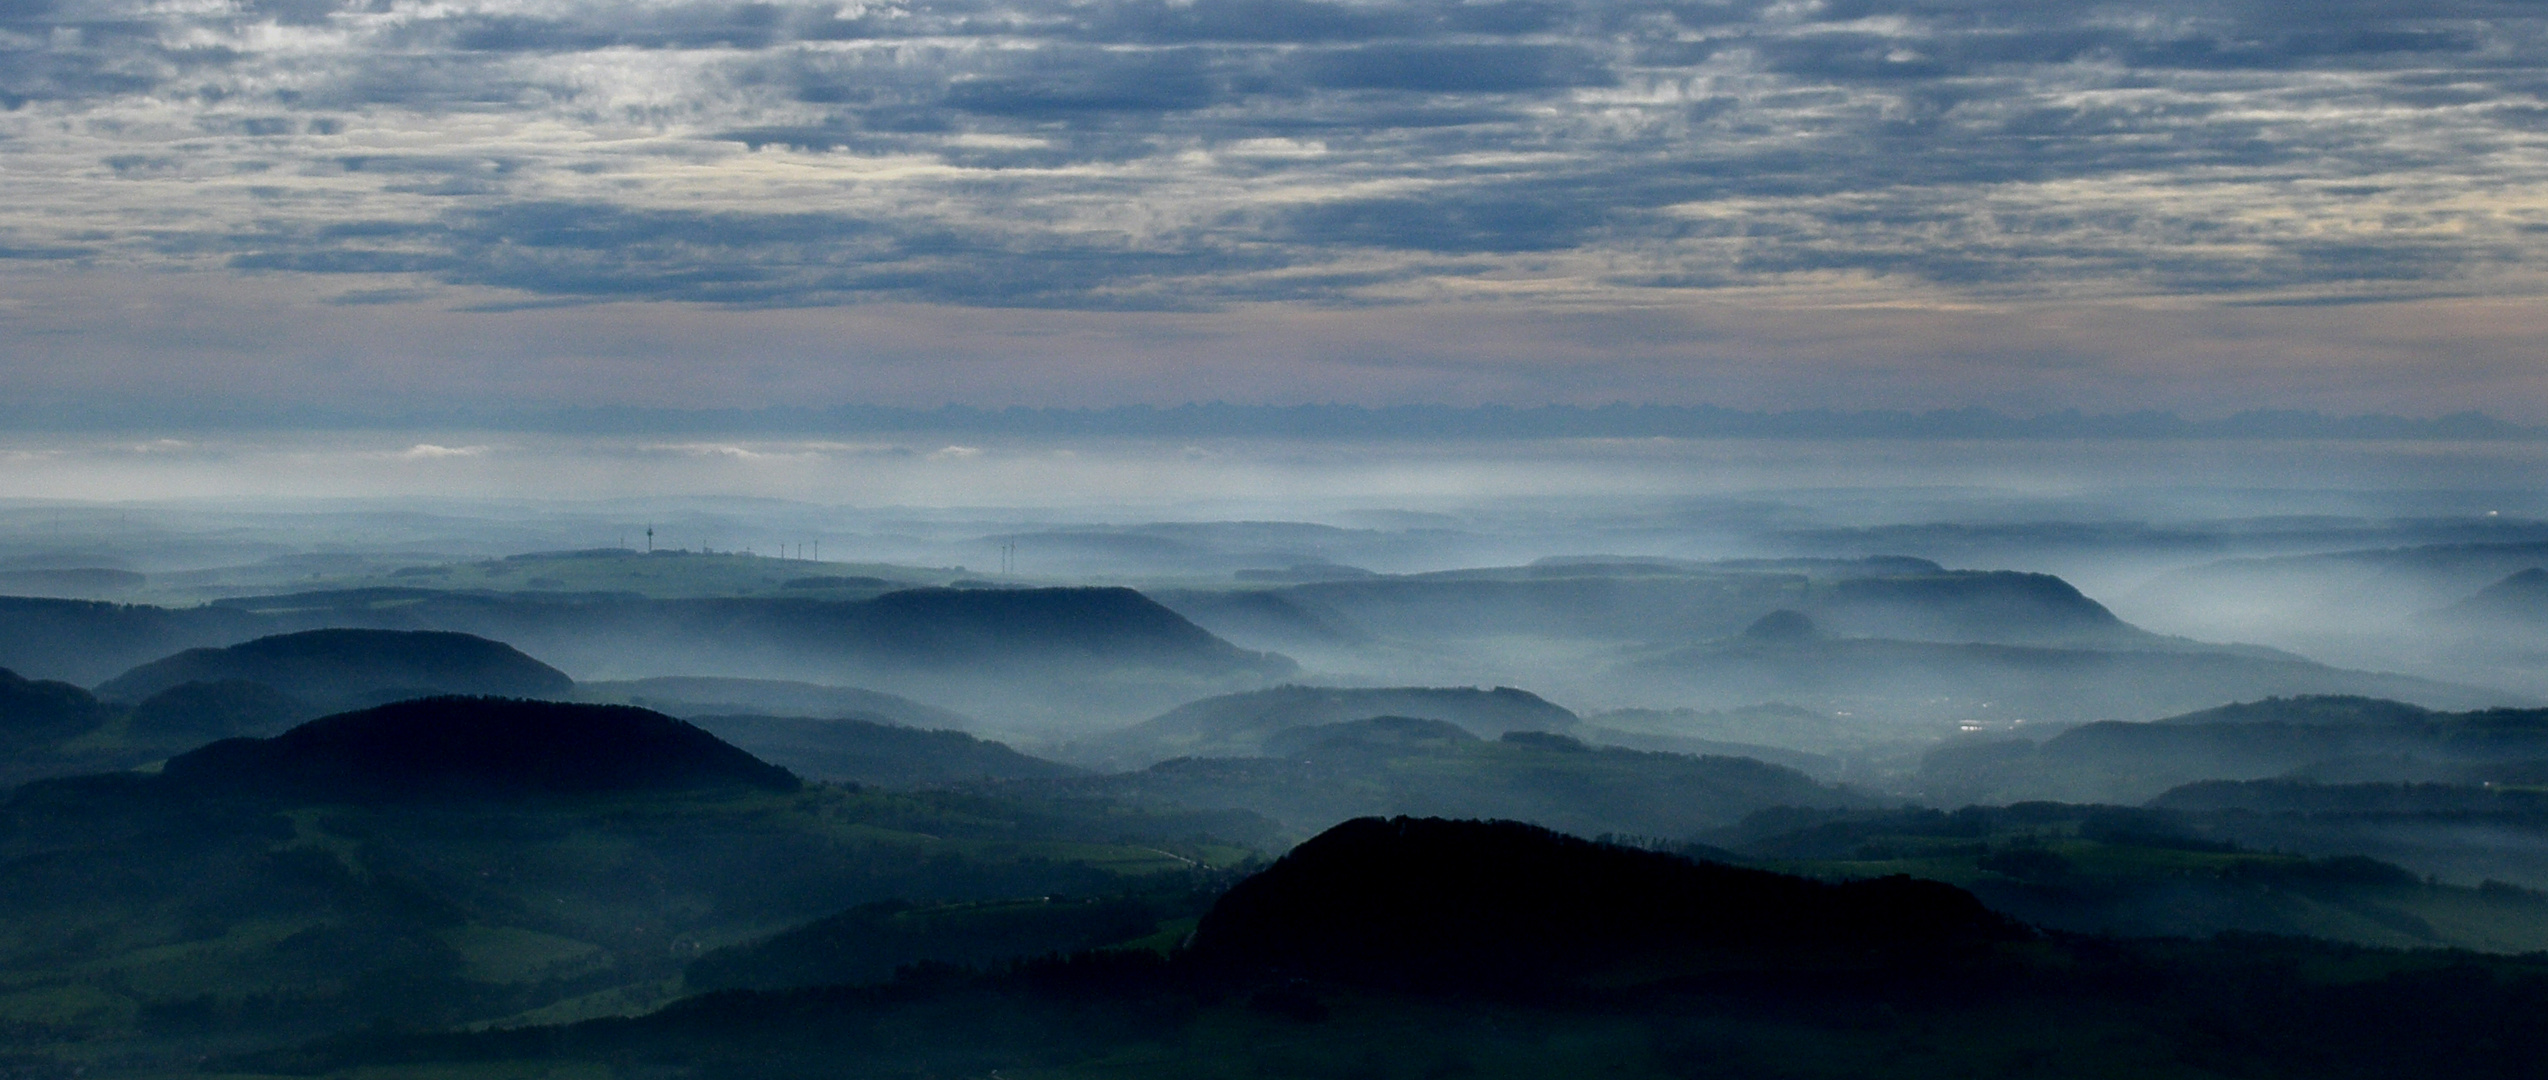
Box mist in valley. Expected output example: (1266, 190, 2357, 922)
(13, 430, 2548, 1073)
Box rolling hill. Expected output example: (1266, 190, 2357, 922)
(678, 714, 1082, 788)
(156, 697, 801, 801)
(1919, 695, 2548, 805)
(1025, 719, 1863, 840)
(1070, 684, 1580, 768)
(0, 586, 1294, 732)
(94, 628, 574, 709)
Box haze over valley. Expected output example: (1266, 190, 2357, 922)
(13, 0, 2548, 1069)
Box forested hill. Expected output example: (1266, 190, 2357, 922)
(94, 628, 573, 708)
(1189, 816, 2019, 990)
(0, 586, 1294, 689)
(155, 697, 800, 801)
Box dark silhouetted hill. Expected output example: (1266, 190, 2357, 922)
(2156, 695, 2442, 727)
(159, 697, 799, 801)
(126, 678, 316, 741)
(1188, 816, 2020, 990)
(683, 713, 1081, 788)
(0, 666, 111, 751)
(96, 628, 574, 709)
(1077, 684, 1577, 768)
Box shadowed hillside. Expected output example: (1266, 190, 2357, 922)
(160, 697, 800, 800)
(1190, 816, 2021, 991)
(96, 628, 574, 709)
(681, 714, 1081, 788)
(0, 666, 111, 751)
(125, 678, 315, 741)
(0, 716, 1268, 1066)
(1707, 802, 2548, 951)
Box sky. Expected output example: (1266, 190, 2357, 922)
(4, 0, 2547, 417)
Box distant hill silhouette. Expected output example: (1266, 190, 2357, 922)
(2156, 694, 2442, 727)
(1920, 695, 2548, 804)
(126, 678, 316, 741)
(682, 713, 1081, 788)
(0, 567, 145, 599)
(2440, 567, 2548, 625)
(1077, 684, 1578, 768)
(0, 597, 265, 685)
(1188, 816, 2021, 989)
(574, 677, 978, 730)
(1260, 715, 1477, 758)
(1223, 559, 2161, 649)
(199, 585, 1290, 676)
(1028, 725, 1861, 840)
(0, 666, 110, 751)
(1149, 589, 1371, 649)
(159, 697, 799, 801)
(1743, 609, 1818, 642)
(1623, 635, 2511, 723)
(96, 628, 574, 708)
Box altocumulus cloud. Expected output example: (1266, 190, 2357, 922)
(2, 0, 2545, 309)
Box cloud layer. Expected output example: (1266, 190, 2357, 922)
(2, 0, 2544, 317)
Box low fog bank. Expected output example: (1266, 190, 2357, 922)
(4, 430, 2545, 753)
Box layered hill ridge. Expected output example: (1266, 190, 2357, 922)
(96, 628, 574, 708)
(2442, 567, 2548, 625)
(0, 588, 1287, 685)
(0, 596, 265, 685)
(1171, 558, 2159, 650)
(680, 714, 1081, 788)
(160, 697, 800, 800)
(1074, 684, 1578, 768)
(1028, 720, 1861, 840)
(572, 677, 977, 731)
(1921, 695, 2548, 805)
(1623, 634, 2507, 722)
